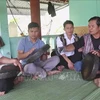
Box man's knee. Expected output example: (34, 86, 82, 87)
(24, 63, 36, 74)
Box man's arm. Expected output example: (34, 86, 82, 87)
(56, 36, 63, 48)
(64, 36, 84, 52)
(61, 54, 74, 70)
(64, 44, 75, 52)
(0, 57, 16, 64)
(0, 57, 22, 71)
(18, 48, 35, 60)
(18, 50, 29, 60)
(17, 38, 35, 60)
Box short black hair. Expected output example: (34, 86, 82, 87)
(28, 22, 40, 29)
(88, 16, 100, 27)
(63, 20, 74, 28)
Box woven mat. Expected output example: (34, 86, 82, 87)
(0, 70, 99, 100)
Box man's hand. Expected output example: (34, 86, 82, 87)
(28, 48, 35, 55)
(68, 61, 74, 70)
(61, 54, 74, 70)
(78, 47, 83, 52)
(91, 50, 100, 57)
(18, 48, 36, 60)
(12, 59, 23, 72)
(41, 52, 47, 61)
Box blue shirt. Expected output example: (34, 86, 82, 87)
(17, 36, 45, 65)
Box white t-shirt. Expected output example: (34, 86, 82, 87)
(56, 33, 75, 57)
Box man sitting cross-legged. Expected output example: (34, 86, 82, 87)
(17, 22, 61, 79)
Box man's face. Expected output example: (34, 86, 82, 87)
(88, 20, 100, 35)
(64, 24, 74, 36)
(28, 27, 40, 39)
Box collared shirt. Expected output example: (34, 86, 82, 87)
(17, 36, 45, 65)
(56, 33, 75, 56)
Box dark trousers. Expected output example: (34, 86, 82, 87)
(57, 55, 69, 69)
(0, 77, 16, 93)
(51, 50, 82, 69)
(51, 50, 68, 68)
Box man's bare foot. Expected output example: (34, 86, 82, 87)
(94, 78, 100, 87)
(33, 75, 39, 80)
(57, 65, 64, 71)
(14, 76, 24, 85)
(47, 70, 61, 76)
(0, 92, 5, 96)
